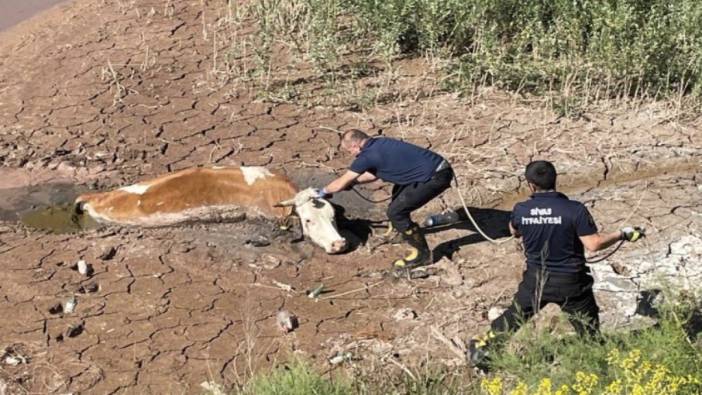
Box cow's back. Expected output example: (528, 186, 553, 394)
(76, 166, 297, 226)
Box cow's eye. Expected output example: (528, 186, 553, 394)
(305, 219, 312, 223)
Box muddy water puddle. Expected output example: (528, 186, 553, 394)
(0, 182, 97, 233)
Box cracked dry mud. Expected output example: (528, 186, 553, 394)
(0, 0, 701, 393)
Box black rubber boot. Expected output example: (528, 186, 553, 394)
(376, 222, 404, 244)
(392, 225, 431, 270)
(467, 331, 496, 372)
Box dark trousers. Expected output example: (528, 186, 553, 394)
(490, 265, 600, 337)
(387, 167, 454, 232)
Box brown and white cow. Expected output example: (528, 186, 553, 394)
(74, 166, 347, 254)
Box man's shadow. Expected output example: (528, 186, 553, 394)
(635, 289, 702, 340)
(329, 204, 512, 257)
(424, 206, 512, 262)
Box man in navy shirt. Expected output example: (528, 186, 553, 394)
(468, 160, 643, 370)
(318, 129, 454, 269)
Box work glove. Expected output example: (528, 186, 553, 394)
(620, 226, 645, 242)
(313, 188, 331, 199)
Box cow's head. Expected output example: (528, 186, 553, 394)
(274, 188, 347, 254)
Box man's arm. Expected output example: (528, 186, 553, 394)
(509, 222, 521, 238)
(322, 170, 360, 194)
(355, 171, 378, 184)
(579, 231, 622, 253)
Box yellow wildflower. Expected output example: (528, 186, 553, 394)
(554, 384, 570, 395)
(535, 378, 552, 395)
(509, 382, 528, 395)
(571, 371, 598, 395)
(481, 377, 503, 395)
(604, 379, 622, 395)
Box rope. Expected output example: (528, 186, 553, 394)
(585, 239, 625, 263)
(347, 173, 513, 244)
(452, 174, 514, 244)
(345, 171, 631, 258)
(350, 186, 393, 203)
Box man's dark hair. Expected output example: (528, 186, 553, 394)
(525, 160, 557, 190)
(342, 129, 369, 144)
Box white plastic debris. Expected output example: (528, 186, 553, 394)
(307, 283, 324, 299)
(64, 296, 77, 314)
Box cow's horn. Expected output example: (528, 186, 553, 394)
(274, 197, 296, 207)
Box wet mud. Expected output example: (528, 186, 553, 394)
(0, 0, 700, 393)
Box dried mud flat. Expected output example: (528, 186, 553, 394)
(0, 0, 701, 393)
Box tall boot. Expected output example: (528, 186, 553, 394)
(393, 225, 431, 269)
(376, 222, 404, 245)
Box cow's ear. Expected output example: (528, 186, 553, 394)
(274, 197, 296, 207)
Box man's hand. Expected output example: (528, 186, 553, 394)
(620, 226, 645, 242)
(313, 188, 331, 199)
(342, 180, 357, 191)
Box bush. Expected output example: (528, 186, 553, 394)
(235, 0, 702, 102)
(481, 294, 702, 394)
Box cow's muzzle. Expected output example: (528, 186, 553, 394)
(329, 238, 347, 254)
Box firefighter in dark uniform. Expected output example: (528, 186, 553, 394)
(468, 160, 643, 369)
(317, 129, 454, 269)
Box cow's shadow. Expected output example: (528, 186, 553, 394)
(425, 206, 512, 262)
(332, 203, 383, 252)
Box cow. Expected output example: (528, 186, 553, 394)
(74, 166, 347, 254)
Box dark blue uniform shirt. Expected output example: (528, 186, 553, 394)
(349, 138, 444, 185)
(511, 192, 598, 273)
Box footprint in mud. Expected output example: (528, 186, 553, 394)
(48, 303, 63, 315)
(77, 282, 99, 294)
(244, 235, 271, 247)
(65, 323, 84, 338)
(56, 322, 84, 342)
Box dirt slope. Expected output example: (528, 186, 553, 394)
(0, 0, 700, 393)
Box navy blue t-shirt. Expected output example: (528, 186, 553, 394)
(511, 192, 598, 273)
(349, 138, 444, 185)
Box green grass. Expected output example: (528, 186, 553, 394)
(223, 293, 702, 395)
(479, 293, 702, 394)
(228, 0, 702, 109)
(238, 359, 353, 395)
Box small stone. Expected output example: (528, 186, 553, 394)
(262, 255, 281, 270)
(328, 351, 352, 365)
(611, 261, 631, 276)
(98, 246, 117, 260)
(77, 260, 93, 276)
(393, 308, 417, 321)
(487, 307, 506, 321)
(276, 310, 298, 333)
(245, 235, 270, 247)
(200, 381, 226, 395)
(3, 355, 22, 366)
